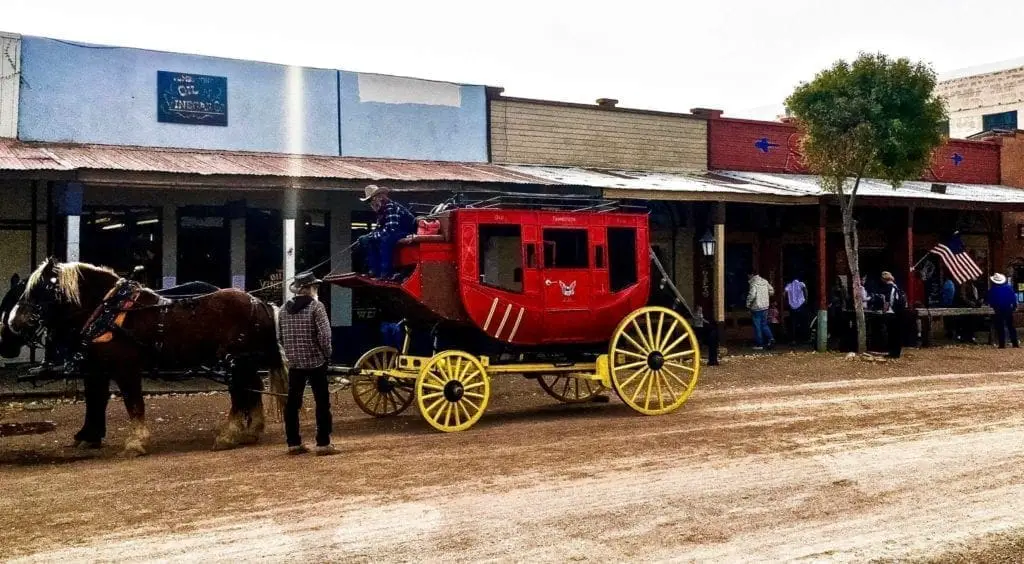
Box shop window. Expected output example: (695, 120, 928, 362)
(543, 229, 588, 269)
(478, 225, 523, 292)
(81, 207, 163, 288)
(608, 227, 638, 292)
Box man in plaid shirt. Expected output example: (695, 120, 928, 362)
(279, 271, 337, 456)
(357, 184, 415, 280)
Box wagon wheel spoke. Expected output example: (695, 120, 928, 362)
(628, 370, 651, 404)
(619, 332, 649, 355)
(643, 368, 657, 411)
(630, 319, 653, 352)
(461, 396, 481, 412)
(662, 367, 694, 393)
(665, 361, 696, 373)
(661, 333, 691, 356)
(615, 349, 648, 361)
(645, 312, 657, 354)
(654, 311, 665, 350)
(614, 359, 649, 372)
(421, 391, 444, 401)
(618, 365, 647, 389)
(659, 371, 678, 404)
(664, 350, 695, 361)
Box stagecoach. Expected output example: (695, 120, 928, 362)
(328, 195, 702, 432)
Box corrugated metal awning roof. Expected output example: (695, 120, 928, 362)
(719, 171, 1024, 206)
(0, 138, 545, 185)
(3, 139, 1024, 208)
(502, 165, 816, 203)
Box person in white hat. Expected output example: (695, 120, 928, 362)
(988, 273, 1019, 349)
(356, 184, 415, 280)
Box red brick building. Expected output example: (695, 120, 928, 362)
(701, 112, 1021, 345)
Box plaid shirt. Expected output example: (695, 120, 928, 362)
(367, 199, 415, 241)
(279, 298, 332, 369)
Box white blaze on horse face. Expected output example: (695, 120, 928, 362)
(6, 304, 19, 334)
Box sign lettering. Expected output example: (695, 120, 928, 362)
(157, 71, 228, 126)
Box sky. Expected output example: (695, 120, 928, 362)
(6, 0, 1024, 120)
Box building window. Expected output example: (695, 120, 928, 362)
(608, 227, 638, 292)
(81, 207, 163, 288)
(543, 229, 588, 269)
(478, 225, 523, 292)
(982, 110, 1017, 132)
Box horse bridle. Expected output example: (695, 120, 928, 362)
(9, 276, 62, 347)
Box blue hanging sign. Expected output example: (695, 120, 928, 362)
(157, 71, 228, 126)
(951, 152, 964, 166)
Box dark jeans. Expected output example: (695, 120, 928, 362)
(994, 310, 1020, 348)
(788, 306, 807, 344)
(886, 313, 903, 358)
(285, 364, 332, 447)
(364, 231, 405, 277)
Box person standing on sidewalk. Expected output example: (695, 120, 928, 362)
(279, 272, 338, 456)
(746, 270, 775, 350)
(988, 273, 1019, 349)
(881, 271, 906, 358)
(784, 274, 809, 346)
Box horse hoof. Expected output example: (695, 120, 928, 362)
(122, 437, 149, 457)
(211, 438, 239, 451)
(71, 440, 102, 450)
(237, 432, 261, 445)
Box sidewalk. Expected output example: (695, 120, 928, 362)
(0, 365, 226, 399)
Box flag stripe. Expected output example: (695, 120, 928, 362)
(930, 241, 982, 285)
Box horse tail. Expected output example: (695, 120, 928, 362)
(262, 301, 289, 420)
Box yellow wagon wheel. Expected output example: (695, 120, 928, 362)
(416, 350, 490, 432)
(537, 375, 606, 404)
(351, 346, 413, 417)
(608, 306, 700, 415)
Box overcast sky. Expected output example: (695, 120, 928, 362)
(7, 0, 1024, 120)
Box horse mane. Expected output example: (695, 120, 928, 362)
(25, 261, 117, 306)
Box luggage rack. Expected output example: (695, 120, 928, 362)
(408, 191, 648, 217)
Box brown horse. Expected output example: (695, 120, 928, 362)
(2, 258, 288, 456)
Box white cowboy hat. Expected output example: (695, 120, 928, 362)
(360, 184, 390, 202)
(990, 273, 1007, 285)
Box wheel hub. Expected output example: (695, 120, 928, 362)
(647, 351, 665, 371)
(375, 376, 396, 394)
(443, 380, 465, 402)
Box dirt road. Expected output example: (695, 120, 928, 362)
(1, 348, 1022, 562)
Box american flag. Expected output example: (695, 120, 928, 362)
(930, 234, 983, 284)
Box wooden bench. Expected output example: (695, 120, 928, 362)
(915, 307, 994, 347)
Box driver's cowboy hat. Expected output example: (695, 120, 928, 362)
(289, 271, 323, 293)
(360, 184, 391, 202)
(991, 273, 1008, 285)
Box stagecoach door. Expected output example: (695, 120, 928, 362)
(539, 227, 594, 342)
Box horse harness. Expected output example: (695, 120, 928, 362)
(72, 278, 267, 381)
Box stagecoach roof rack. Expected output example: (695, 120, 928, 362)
(408, 191, 649, 216)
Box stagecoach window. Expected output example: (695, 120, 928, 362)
(478, 225, 523, 293)
(608, 228, 638, 292)
(543, 229, 588, 269)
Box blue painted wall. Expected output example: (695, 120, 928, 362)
(339, 71, 487, 162)
(18, 37, 339, 155)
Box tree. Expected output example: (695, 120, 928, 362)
(785, 53, 947, 353)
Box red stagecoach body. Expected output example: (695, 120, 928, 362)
(328, 207, 651, 346)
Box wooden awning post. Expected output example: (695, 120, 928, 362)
(816, 203, 828, 352)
